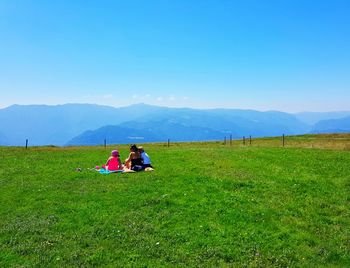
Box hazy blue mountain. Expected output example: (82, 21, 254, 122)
(68, 107, 311, 145)
(0, 103, 166, 146)
(0, 104, 120, 145)
(210, 109, 310, 133)
(66, 122, 225, 146)
(2, 102, 346, 146)
(122, 108, 310, 137)
(0, 131, 9, 146)
(206, 109, 311, 136)
(311, 116, 350, 134)
(120, 118, 228, 141)
(66, 125, 159, 146)
(295, 111, 350, 125)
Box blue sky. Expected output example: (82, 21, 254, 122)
(0, 0, 349, 112)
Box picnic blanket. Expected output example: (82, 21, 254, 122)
(98, 168, 124, 174)
(75, 167, 154, 174)
(98, 167, 154, 174)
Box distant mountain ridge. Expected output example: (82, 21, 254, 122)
(66, 123, 226, 146)
(0, 131, 9, 146)
(0, 103, 349, 146)
(0, 103, 164, 146)
(295, 111, 350, 125)
(311, 116, 350, 134)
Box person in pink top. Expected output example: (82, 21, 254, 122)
(104, 150, 123, 171)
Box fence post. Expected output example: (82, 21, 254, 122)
(25, 139, 28, 149)
(249, 135, 252, 145)
(243, 136, 246, 146)
(230, 134, 232, 146)
(167, 139, 170, 147)
(104, 139, 106, 148)
(282, 134, 285, 147)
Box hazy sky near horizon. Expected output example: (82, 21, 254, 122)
(0, 0, 349, 112)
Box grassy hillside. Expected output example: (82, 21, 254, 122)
(0, 135, 349, 267)
(230, 133, 350, 150)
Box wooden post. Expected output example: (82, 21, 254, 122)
(25, 139, 28, 149)
(230, 134, 232, 146)
(104, 139, 106, 148)
(167, 139, 170, 147)
(249, 135, 252, 145)
(243, 136, 245, 146)
(282, 134, 285, 147)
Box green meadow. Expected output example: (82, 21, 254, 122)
(1, 135, 349, 267)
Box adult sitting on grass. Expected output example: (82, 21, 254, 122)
(124, 144, 143, 171)
(138, 146, 153, 170)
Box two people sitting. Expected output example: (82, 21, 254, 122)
(124, 144, 153, 171)
(102, 144, 153, 172)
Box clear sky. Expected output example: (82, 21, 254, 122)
(0, 0, 349, 112)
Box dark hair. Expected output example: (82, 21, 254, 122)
(130, 144, 138, 152)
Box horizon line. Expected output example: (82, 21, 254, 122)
(0, 102, 349, 114)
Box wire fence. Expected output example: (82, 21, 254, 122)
(227, 134, 350, 150)
(19, 133, 350, 151)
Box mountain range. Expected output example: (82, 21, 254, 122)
(0, 103, 349, 146)
(311, 116, 350, 134)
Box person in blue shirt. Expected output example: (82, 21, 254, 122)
(138, 146, 153, 169)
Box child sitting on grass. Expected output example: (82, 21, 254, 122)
(104, 150, 123, 171)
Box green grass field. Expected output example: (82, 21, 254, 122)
(1, 135, 349, 267)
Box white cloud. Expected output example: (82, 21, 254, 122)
(132, 93, 151, 100)
(102, 94, 113, 99)
(156, 97, 163, 102)
(169, 96, 176, 101)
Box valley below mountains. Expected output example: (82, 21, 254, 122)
(0, 103, 349, 146)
